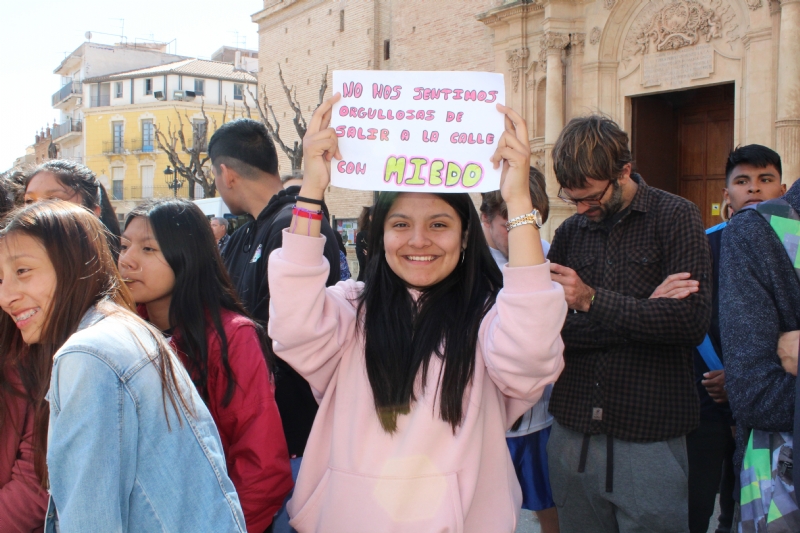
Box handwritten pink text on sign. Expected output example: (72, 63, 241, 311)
(331, 70, 505, 193)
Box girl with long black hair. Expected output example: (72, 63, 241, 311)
(0, 201, 245, 532)
(267, 96, 567, 533)
(118, 199, 292, 533)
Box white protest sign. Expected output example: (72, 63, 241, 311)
(331, 70, 505, 193)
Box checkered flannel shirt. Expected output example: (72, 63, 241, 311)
(548, 174, 712, 442)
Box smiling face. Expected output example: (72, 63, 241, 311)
(724, 163, 785, 213)
(0, 233, 57, 344)
(118, 217, 176, 313)
(382, 193, 465, 289)
(24, 171, 82, 206)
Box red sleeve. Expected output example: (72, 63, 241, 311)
(209, 317, 293, 533)
(0, 399, 49, 533)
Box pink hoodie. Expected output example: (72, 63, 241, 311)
(268, 230, 566, 533)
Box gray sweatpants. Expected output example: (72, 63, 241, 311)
(547, 421, 689, 533)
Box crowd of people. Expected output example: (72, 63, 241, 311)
(0, 94, 795, 533)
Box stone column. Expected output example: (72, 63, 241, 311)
(541, 31, 571, 241)
(776, 0, 800, 183)
(569, 33, 586, 118)
(541, 32, 570, 191)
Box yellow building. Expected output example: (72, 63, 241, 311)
(81, 58, 258, 221)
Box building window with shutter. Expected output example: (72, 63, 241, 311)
(233, 83, 243, 101)
(142, 120, 154, 152)
(194, 79, 205, 96)
(112, 167, 124, 200)
(144, 78, 153, 96)
(140, 165, 154, 198)
(112, 122, 124, 154)
(114, 82, 123, 99)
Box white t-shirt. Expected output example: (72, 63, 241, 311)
(489, 241, 555, 437)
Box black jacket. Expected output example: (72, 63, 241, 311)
(693, 223, 734, 426)
(223, 187, 341, 456)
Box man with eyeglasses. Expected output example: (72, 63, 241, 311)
(545, 115, 712, 533)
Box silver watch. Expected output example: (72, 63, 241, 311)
(505, 209, 543, 231)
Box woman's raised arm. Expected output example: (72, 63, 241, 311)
(490, 105, 545, 268)
(291, 94, 342, 238)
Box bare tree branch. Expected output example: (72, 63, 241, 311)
(318, 65, 329, 109)
(245, 67, 327, 172)
(241, 92, 252, 119)
(153, 106, 217, 199)
(277, 64, 308, 139)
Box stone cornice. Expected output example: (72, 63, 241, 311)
(252, 0, 328, 29)
(741, 27, 773, 45)
(477, 1, 543, 26)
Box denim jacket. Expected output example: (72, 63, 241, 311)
(44, 305, 246, 533)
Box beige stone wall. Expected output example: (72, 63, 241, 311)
(254, 0, 378, 220)
(254, 0, 376, 173)
(253, 0, 500, 223)
(378, 0, 496, 73)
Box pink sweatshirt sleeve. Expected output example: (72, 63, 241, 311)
(268, 230, 360, 397)
(480, 261, 566, 417)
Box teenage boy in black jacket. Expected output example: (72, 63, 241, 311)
(209, 119, 341, 533)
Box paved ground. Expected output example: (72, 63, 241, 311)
(514, 495, 722, 533)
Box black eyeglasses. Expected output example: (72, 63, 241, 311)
(557, 180, 613, 206)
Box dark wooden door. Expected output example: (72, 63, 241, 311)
(677, 92, 734, 228)
(632, 84, 734, 229)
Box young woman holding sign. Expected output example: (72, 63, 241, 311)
(267, 94, 566, 533)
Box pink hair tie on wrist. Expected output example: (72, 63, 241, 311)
(291, 205, 323, 236)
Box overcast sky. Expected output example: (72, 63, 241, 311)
(0, 0, 261, 170)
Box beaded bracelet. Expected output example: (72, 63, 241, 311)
(291, 205, 323, 236)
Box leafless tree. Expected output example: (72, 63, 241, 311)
(154, 99, 247, 198)
(248, 65, 328, 172)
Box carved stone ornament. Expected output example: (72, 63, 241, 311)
(506, 48, 530, 92)
(538, 31, 570, 67)
(590, 26, 602, 45)
(746, 0, 762, 9)
(604, 0, 616, 9)
(531, 148, 546, 172)
(571, 33, 586, 54)
(622, 0, 740, 62)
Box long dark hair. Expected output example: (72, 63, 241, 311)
(24, 160, 122, 255)
(0, 200, 189, 487)
(358, 192, 502, 432)
(125, 199, 273, 407)
(357, 205, 373, 235)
